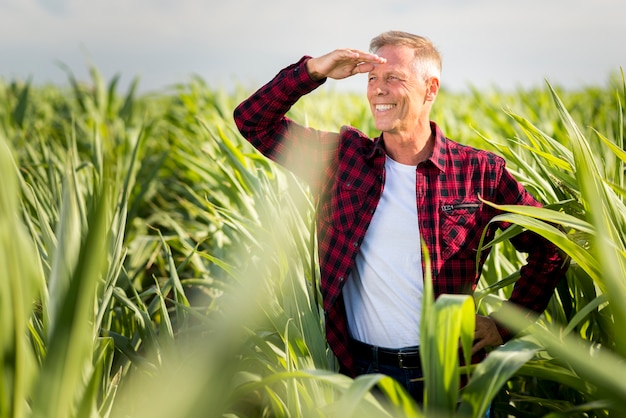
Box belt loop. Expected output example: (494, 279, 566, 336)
(373, 346, 379, 371)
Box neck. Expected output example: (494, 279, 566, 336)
(384, 127, 434, 166)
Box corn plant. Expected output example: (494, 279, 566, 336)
(1, 64, 625, 418)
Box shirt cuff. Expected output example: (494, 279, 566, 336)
(289, 56, 326, 92)
(494, 319, 514, 342)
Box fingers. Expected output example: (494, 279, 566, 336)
(351, 62, 376, 75)
(345, 50, 385, 76)
(342, 49, 386, 64)
(471, 315, 504, 355)
(344, 50, 387, 71)
(471, 340, 485, 356)
(308, 49, 386, 81)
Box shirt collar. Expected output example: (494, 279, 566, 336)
(427, 121, 447, 172)
(368, 121, 447, 172)
(366, 137, 386, 160)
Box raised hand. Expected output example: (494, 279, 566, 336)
(305, 48, 386, 81)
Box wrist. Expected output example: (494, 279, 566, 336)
(488, 312, 513, 343)
(305, 57, 326, 81)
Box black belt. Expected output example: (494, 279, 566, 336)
(350, 338, 422, 369)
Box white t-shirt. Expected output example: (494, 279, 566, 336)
(343, 155, 424, 348)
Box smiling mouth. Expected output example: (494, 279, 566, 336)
(375, 104, 395, 112)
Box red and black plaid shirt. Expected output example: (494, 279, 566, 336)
(234, 56, 566, 373)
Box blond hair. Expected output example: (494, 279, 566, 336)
(369, 31, 442, 82)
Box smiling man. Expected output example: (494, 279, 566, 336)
(233, 30, 567, 403)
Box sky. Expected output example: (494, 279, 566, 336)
(1, 0, 625, 94)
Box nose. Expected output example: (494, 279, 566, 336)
(369, 80, 386, 96)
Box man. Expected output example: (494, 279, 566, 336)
(233, 31, 567, 401)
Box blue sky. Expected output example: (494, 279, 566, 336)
(1, 0, 624, 94)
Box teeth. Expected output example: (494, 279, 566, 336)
(376, 104, 395, 111)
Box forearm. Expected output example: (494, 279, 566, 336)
(233, 56, 342, 195)
(233, 56, 324, 157)
(516, 241, 567, 307)
(489, 168, 569, 340)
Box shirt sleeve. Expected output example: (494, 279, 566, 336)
(233, 56, 339, 194)
(491, 165, 569, 341)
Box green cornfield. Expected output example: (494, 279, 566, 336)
(1, 65, 625, 417)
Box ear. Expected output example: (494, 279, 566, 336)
(426, 76, 440, 101)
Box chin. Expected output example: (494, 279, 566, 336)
(373, 120, 386, 130)
(375, 123, 391, 132)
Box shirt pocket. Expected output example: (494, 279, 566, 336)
(439, 200, 484, 260)
(319, 181, 369, 233)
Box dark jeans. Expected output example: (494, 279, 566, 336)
(352, 341, 493, 416)
(351, 341, 424, 404)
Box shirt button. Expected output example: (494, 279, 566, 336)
(352, 241, 358, 248)
(339, 276, 344, 282)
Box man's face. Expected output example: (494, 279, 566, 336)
(366, 44, 433, 135)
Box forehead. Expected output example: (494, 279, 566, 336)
(376, 44, 415, 60)
(370, 44, 414, 73)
